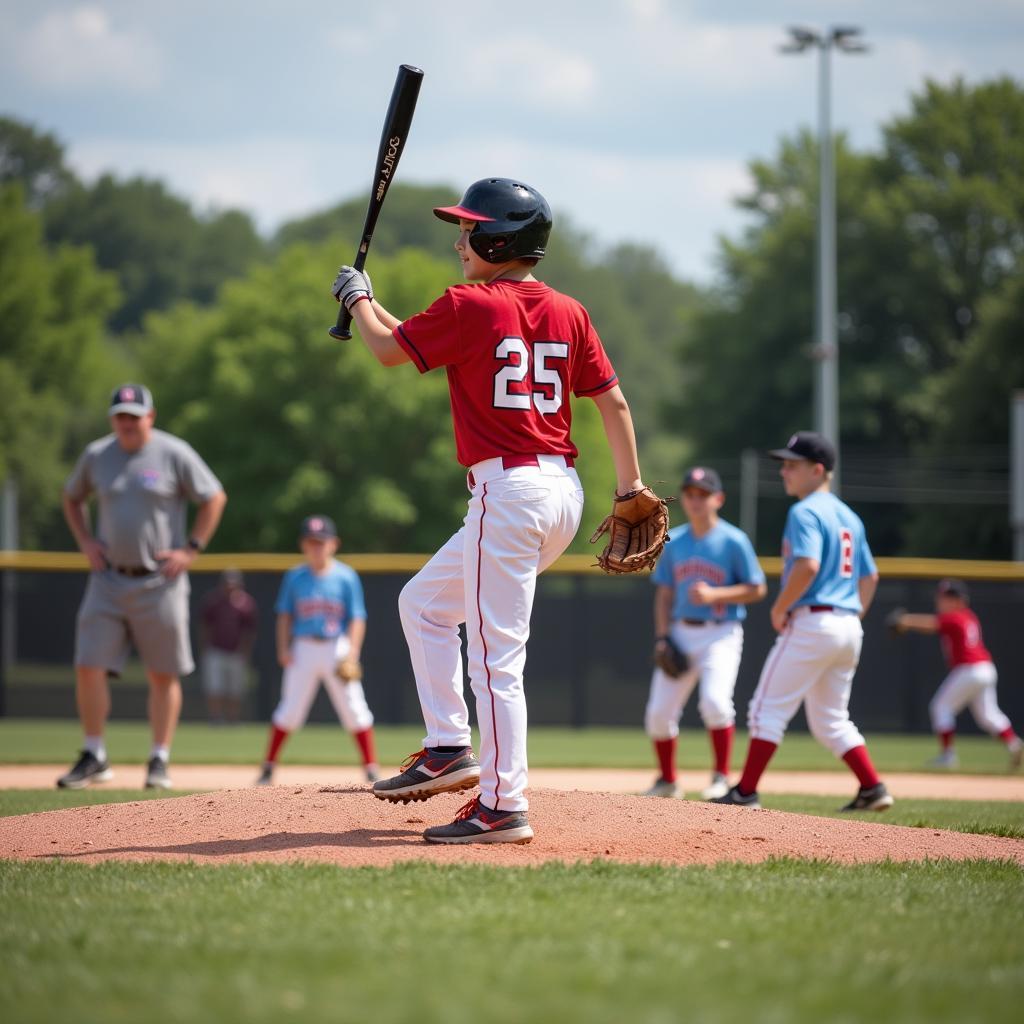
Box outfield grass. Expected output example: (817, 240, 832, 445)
(2, 719, 1020, 774)
(2, 789, 1022, 839)
(1, 858, 1021, 1024)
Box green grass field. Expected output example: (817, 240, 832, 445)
(1, 858, 1021, 1024)
(3, 719, 1021, 774)
(3, 722, 1022, 1024)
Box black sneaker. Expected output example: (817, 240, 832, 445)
(838, 781, 894, 812)
(372, 747, 481, 804)
(710, 784, 761, 809)
(144, 756, 173, 790)
(423, 797, 534, 845)
(255, 765, 274, 786)
(56, 750, 113, 789)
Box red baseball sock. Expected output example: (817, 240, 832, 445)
(709, 725, 734, 776)
(354, 727, 377, 766)
(264, 725, 289, 764)
(842, 744, 881, 789)
(738, 738, 777, 795)
(939, 730, 955, 751)
(654, 738, 677, 783)
(998, 727, 1018, 746)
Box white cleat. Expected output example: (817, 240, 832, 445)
(700, 772, 730, 801)
(641, 777, 682, 798)
(928, 749, 959, 770)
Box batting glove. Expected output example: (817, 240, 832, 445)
(331, 266, 373, 310)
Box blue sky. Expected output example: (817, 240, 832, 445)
(1, 0, 1021, 282)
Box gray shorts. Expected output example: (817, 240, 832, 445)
(75, 570, 194, 677)
(202, 649, 249, 698)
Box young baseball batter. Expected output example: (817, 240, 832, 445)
(332, 177, 647, 844)
(714, 432, 894, 812)
(256, 515, 378, 785)
(643, 466, 766, 800)
(890, 579, 1022, 769)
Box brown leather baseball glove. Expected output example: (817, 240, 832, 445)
(334, 658, 363, 682)
(589, 487, 670, 574)
(654, 636, 691, 678)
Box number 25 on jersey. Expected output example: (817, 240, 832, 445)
(493, 337, 568, 414)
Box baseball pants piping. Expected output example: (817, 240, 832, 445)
(747, 608, 866, 757)
(398, 457, 584, 813)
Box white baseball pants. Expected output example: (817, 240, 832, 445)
(398, 455, 584, 813)
(271, 635, 374, 734)
(747, 607, 866, 756)
(929, 661, 1011, 735)
(645, 621, 743, 738)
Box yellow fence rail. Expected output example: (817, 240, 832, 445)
(2, 550, 1023, 580)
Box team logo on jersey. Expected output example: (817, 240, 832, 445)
(137, 469, 161, 490)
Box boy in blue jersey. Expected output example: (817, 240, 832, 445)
(643, 467, 766, 800)
(714, 432, 894, 812)
(256, 515, 378, 785)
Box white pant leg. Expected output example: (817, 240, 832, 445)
(930, 664, 988, 733)
(322, 635, 375, 733)
(465, 465, 584, 812)
(644, 666, 699, 739)
(964, 663, 1011, 735)
(398, 529, 473, 748)
(271, 638, 324, 732)
(802, 615, 866, 757)
(694, 622, 743, 730)
(747, 612, 842, 745)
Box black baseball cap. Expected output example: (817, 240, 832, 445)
(936, 578, 969, 600)
(681, 466, 723, 494)
(769, 431, 836, 472)
(300, 515, 337, 541)
(109, 383, 154, 417)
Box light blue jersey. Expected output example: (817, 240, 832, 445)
(652, 519, 765, 622)
(275, 561, 367, 638)
(782, 491, 876, 613)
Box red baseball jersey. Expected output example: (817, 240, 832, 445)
(936, 609, 992, 668)
(394, 280, 618, 467)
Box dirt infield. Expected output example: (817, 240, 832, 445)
(2, 784, 1022, 867)
(3, 764, 1024, 801)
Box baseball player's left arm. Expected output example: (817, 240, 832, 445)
(346, 616, 367, 662)
(896, 612, 939, 634)
(591, 386, 643, 494)
(857, 572, 880, 618)
(770, 557, 819, 632)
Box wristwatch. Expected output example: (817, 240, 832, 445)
(187, 536, 204, 552)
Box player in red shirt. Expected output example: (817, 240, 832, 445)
(331, 178, 648, 843)
(890, 578, 1022, 769)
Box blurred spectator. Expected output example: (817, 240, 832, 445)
(199, 568, 258, 724)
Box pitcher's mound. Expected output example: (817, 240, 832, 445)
(1, 786, 1021, 867)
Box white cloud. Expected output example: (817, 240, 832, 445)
(17, 4, 161, 91)
(468, 39, 598, 110)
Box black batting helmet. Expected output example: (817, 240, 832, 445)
(433, 178, 552, 263)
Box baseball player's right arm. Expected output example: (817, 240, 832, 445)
(770, 557, 819, 632)
(857, 572, 880, 617)
(276, 613, 293, 667)
(897, 612, 939, 634)
(61, 493, 107, 572)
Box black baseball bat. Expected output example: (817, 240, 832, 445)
(329, 64, 424, 340)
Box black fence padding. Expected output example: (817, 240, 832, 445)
(2, 570, 1023, 735)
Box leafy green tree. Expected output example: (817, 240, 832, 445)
(0, 184, 122, 546)
(666, 77, 1024, 555)
(904, 269, 1024, 558)
(0, 116, 75, 208)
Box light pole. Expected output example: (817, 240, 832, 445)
(781, 26, 868, 490)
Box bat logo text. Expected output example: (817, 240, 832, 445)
(375, 136, 402, 200)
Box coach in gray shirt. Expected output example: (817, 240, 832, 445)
(57, 384, 227, 790)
